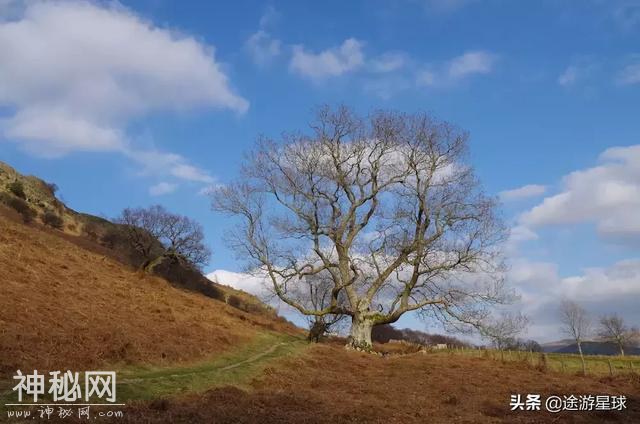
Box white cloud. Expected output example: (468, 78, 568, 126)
(369, 52, 407, 73)
(245, 30, 281, 66)
(612, 2, 640, 31)
(417, 50, 496, 87)
(519, 145, 640, 244)
(244, 7, 281, 67)
(557, 59, 598, 88)
(207, 269, 271, 299)
(508, 225, 539, 244)
(558, 66, 579, 86)
(508, 258, 640, 341)
(289, 38, 365, 81)
(126, 149, 215, 184)
(149, 182, 177, 196)
(499, 184, 547, 201)
(0, 0, 247, 179)
(258, 5, 280, 28)
(616, 61, 640, 85)
(447, 51, 495, 79)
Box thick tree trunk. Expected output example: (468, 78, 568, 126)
(346, 316, 374, 351)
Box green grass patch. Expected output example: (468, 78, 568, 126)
(0, 332, 307, 408)
(116, 332, 305, 401)
(435, 347, 640, 376)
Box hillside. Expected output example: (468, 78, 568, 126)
(0, 166, 639, 423)
(0, 209, 300, 374)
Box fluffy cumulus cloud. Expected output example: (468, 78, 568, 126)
(519, 145, 640, 244)
(508, 258, 640, 341)
(207, 269, 270, 297)
(417, 50, 496, 87)
(447, 51, 495, 79)
(0, 0, 247, 184)
(245, 30, 281, 66)
(289, 38, 365, 81)
(148, 182, 177, 196)
(499, 184, 547, 201)
(244, 6, 281, 66)
(369, 51, 408, 73)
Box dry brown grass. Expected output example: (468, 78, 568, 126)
(0, 211, 299, 373)
(122, 340, 640, 423)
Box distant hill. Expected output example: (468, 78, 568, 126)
(542, 340, 640, 356)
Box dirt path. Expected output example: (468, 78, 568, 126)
(113, 335, 306, 401)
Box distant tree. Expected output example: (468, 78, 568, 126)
(559, 300, 591, 375)
(8, 181, 26, 200)
(518, 339, 542, 353)
(481, 312, 529, 361)
(212, 105, 509, 351)
(371, 324, 404, 343)
(42, 211, 64, 229)
(116, 205, 211, 271)
(2, 195, 35, 223)
(598, 314, 639, 356)
(45, 182, 59, 196)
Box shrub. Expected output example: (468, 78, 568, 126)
(101, 227, 126, 249)
(227, 295, 244, 310)
(5, 196, 36, 223)
(83, 222, 100, 241)
(8, 181, 26, 199)
(42, 211, 64, 229)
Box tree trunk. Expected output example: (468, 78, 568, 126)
(618, 343, 625, 357)
(307, 319, 328, 343)
(577, 341, 586, 376)
(346, 316, 374, 351)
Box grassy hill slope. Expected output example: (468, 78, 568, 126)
(0, 211, 300, 374)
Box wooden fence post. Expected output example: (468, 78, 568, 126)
(608, 360, 613, 377)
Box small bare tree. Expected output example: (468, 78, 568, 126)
(598, 314, 639, 356)
(559, 300, 591, 375)
(302, 273, 349, 342)
(117, 205, 211, 271)
(481, 312, 528, 361)
(212, 105, 509, 350)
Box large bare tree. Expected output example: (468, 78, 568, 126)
(598, 314, 639, 356)
(212, 106, 508, 350)
(559, 300, 591, 375)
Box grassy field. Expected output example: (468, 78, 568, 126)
(431, 347, 640, 376)
(119, 340, 640, 423)
(0, 332, 307, 410)
(116, 332, 306, 401)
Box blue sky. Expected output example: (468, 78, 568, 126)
(1, 0, 639, 341)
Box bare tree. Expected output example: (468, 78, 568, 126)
(559, 300, 591, 375)
(212, 105, 509, 350)
(301, 273, 348, 342)
(598, 314, 639, 356)
(117, 205, 211, 271)
(481, 312, 528, 361)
